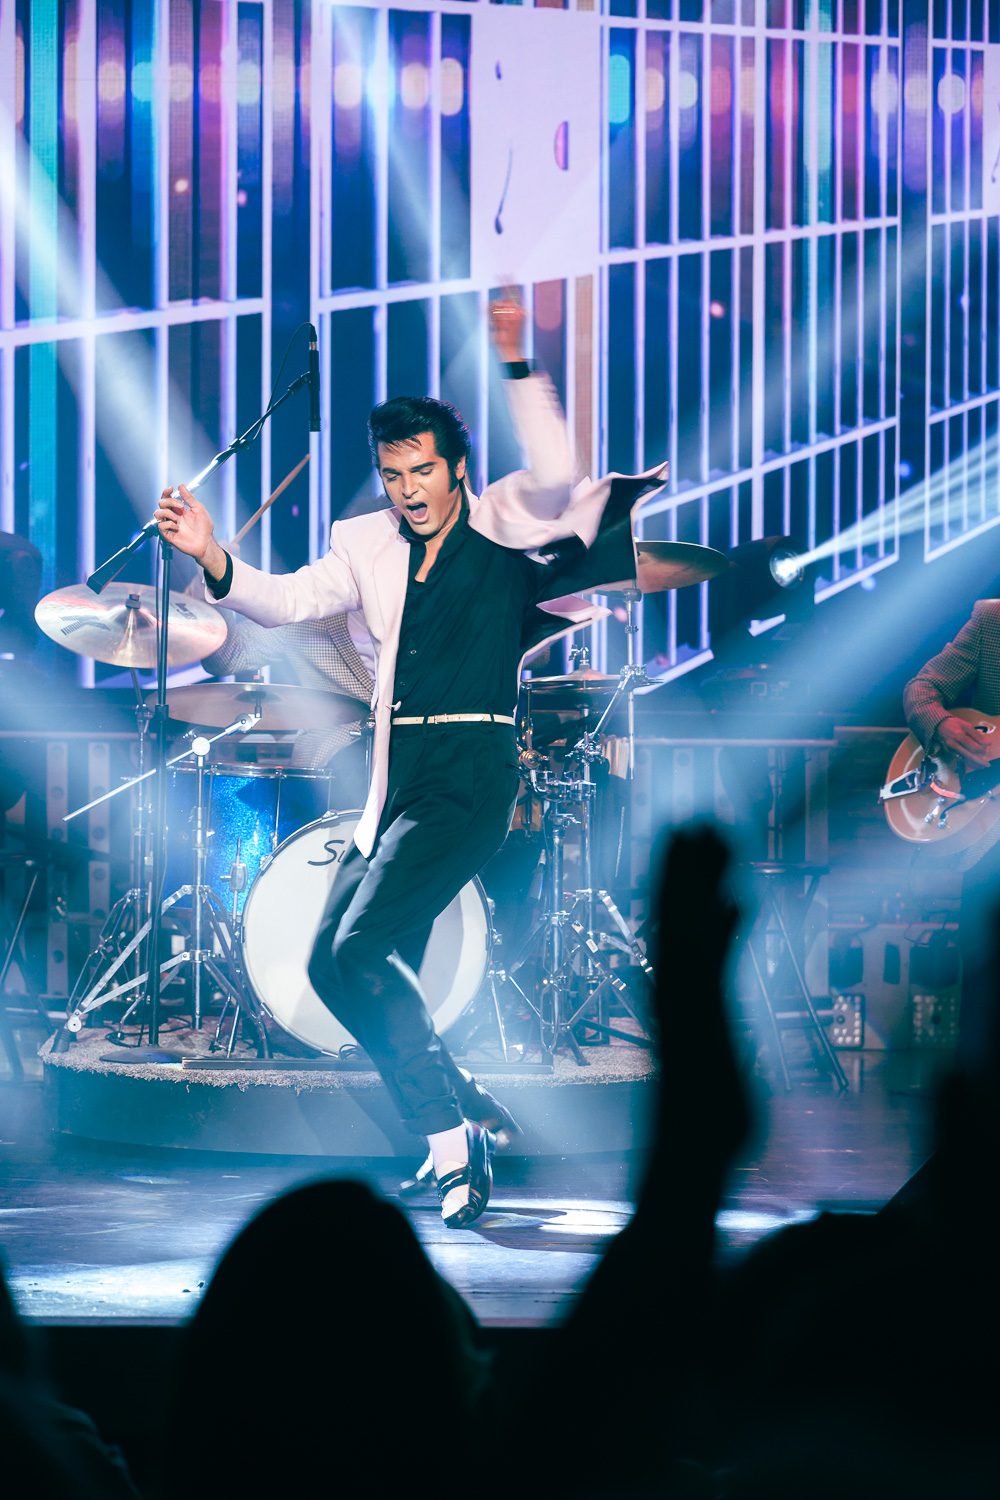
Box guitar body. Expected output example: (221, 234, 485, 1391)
(882, 708, 1000, 855)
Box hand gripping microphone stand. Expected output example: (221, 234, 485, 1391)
(84, 353, 317, 1061)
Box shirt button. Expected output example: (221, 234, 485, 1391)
(408, 648, 417, 656)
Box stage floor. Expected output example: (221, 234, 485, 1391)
(0, 1051, 939, 1327)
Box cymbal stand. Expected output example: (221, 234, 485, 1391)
(56, 715, 269, 1055)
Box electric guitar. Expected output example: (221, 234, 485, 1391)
(880, 708, 1000, 854)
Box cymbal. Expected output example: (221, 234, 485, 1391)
(521, 671, 622, 711)
(157, 680, 367, 733)
(35, 583, 227, 669)
(594, 541, 730, 595)
(525, 670, 619, 693)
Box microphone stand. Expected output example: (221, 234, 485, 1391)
(85, 371, 312, 1061)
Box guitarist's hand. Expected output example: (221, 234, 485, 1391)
(935, 714, 993, 770)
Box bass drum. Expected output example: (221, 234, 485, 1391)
(240, 810, 493, 1056)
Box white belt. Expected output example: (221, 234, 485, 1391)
(391, 712, 516, 726)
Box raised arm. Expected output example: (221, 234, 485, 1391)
(477, 299, 576, 528)
(155, 485, 361, 626)
(486, 827, 752, 1492)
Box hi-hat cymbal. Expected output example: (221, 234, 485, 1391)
(525, 670, 619, 693)
(594, 541, 730, 595)
(157, 680, 367, 733)
(521, 671, 622, 711)
(35, 583, 227, 669)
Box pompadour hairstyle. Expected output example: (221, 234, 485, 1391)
(367, 395, 472, 479)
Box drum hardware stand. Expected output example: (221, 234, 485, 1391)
(209, 837, 261, 1057)
(571, 586, 652, 891)
(596, 890, 655, 984)
(575, 587, 649, 782)
(511, 672, 655, 1062)
(562, 585, 657, 977)
(503, 780, 651, 1064)
(453, 942, 516, 1064)
(56, 713, 268, 1055)
(467, 911, 519, 1063)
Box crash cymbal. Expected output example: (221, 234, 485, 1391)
(157, 680, 367, 734)
(594, 541, 731, 595)
(35, 583, 227, 669)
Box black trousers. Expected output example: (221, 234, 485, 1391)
(307, 724, 520, 1136)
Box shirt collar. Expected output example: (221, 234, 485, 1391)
(398, 489, 470, 550)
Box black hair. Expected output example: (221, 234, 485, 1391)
(367, 395, 471, 484)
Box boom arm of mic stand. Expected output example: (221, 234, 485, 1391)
(63, 712, 263, 822)
(86, 372, 311, 594)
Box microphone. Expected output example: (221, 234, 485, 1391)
(308, 324, 321, 433)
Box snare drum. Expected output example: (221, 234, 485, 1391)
(166, 764, 334, 913)
(240, 810, 493, 1055)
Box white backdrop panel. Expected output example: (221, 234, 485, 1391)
(470, 9, 601, 288)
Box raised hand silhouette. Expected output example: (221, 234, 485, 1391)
(482, 822, 752, 1500)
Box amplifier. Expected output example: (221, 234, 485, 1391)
(827, 920, 961, 1051)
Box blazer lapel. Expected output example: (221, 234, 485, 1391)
(370, 510, 410, 648)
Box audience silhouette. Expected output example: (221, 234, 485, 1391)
(0, 1265, 138, 1497)
(1, 823, 996, 1495)
(161, 1179, 488, 1497)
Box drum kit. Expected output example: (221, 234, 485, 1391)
(36, 535, 728, 1067)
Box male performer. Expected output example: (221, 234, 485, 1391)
(904, 601, 1000, 772)
(156, 299, 666, 1225)
(904, 599, 1000, 1063)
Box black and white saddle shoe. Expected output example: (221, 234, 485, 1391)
(397, 1079, 520, 1197)
(437, 1122, 495, 1230)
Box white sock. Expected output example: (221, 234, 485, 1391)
(427, 1123, 469, 1220)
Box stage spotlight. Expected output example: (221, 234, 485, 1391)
(769, 545, 805, 590)
(718, 536, 810, 627)
(707, 536, 814, 687)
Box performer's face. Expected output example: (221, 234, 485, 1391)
(377, 432, 466, 538)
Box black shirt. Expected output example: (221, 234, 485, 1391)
(394, 498, 547, 718)
(205, 498, 555, 721)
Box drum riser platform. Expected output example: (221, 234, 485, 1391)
(41, 1045, 655, 1158)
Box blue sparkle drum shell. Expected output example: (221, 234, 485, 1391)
(165, 765, 335, 914)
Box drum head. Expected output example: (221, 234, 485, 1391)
(241, 812, 491, 1056)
